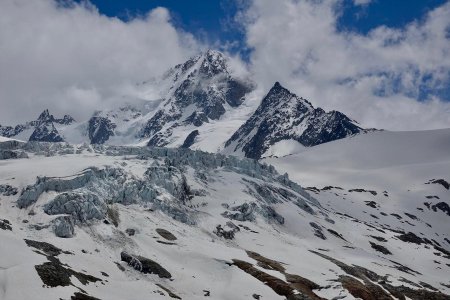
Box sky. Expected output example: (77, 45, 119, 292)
(0, 0, 449, 130)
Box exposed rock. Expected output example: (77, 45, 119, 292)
(156, 228, 177, 241)
(232, 259, 317, 300)
(225, 82, 365, 159)
(349, 189, 377, 196)
(25, 239, 72, 256)
(397, 232, 429, 245)
(311, 250, 449, 300)
(369, 242, 392, 255)
(141, 50, 254, 146)
(120, 251, 172, 278)
(35, 257, 101, 288)
(155, 284, 181, 299)
(29, 122, 64, 142)
(0, 219, 12, 231)
(88, 116, 116, 144)
(369, 235, 387, 242)
(181, 130, 199, 148)
(426, 179, 450, 190)
(71, 292, 101, 300)
(125, 228, 136, 236)
(310, 222, 326, 240)
(365, 201, 378, 208)
(214, 224, 237, 240)
(327, 229, 347, 241)
(432, 202, 450, 216)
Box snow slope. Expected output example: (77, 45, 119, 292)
(1, 136, 449, 299)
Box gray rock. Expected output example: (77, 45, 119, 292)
(120, 251, 171, 278)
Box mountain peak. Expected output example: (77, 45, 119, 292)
(273, 81, 282, 89)
(36, 109, 53, 123)
(225, 83, 364, 159)
(198, 49, 227, 77)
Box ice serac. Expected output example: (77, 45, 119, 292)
(140, 49, 254, 147)
(225, 82, 364, 159)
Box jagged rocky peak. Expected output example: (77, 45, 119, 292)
(167, 49, 228, 82)
(36, 109, 53, 123)
(32, 109, 75, 126)
(225, 82, 365, 159)
(141, 49, 255, 146)
(29, 122, 64, 142)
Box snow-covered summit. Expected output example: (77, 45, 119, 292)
(139, 49, 255, 146)
(0, 109, 75, 142)
(224, 82, 365, 159)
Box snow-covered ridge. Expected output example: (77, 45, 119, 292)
(224, 82, 367, 159)
(1, 133, 449, 299)
(0, 50, 374, 159)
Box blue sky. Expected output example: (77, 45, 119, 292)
(84, 0, 448, 53)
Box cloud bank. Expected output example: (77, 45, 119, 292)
(0, 0, 199, 124)
(1, 0, 449, 131)
(241, 0, 450, 130)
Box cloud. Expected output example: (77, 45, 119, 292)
(240, 0, 450, 130)
(0, 0, 200, 124)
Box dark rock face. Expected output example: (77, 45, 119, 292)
(431, 202, 450, 216)
(70, 292, 101, 300)
(156, 228, 177, 241)
(0, 124, 26, 138)
(120, 251, 172, 278)
(397, 232, 429, 245)
(369, 242, 392, 255)
(225, 82, 365, 159)
(88, 116, 116, 144)
(426, 179, 449, 190)
(214, 224, 238, 240)
(181, 130, 199, 148)
(0, 219, 12, 231)
(141, 50, 254, 147)
(29, 122, 64, 142)
(0, 109, 74, 142)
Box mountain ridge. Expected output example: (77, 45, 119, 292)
(0, 49, 369, 158)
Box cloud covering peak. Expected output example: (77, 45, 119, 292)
(0, 0, 199, 124)
(241, 0, 450, 130)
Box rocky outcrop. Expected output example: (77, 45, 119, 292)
(181, 130, 199, 148)
(88, 116, 116, 144)
(141, 50, 254, 147)
(225, 82, 365, 159)
(120, 251, 171, 278)
(0, 109, 74, 142)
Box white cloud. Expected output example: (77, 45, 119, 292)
(0, 0, 200, 124)
(241, 0, 450, 130)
